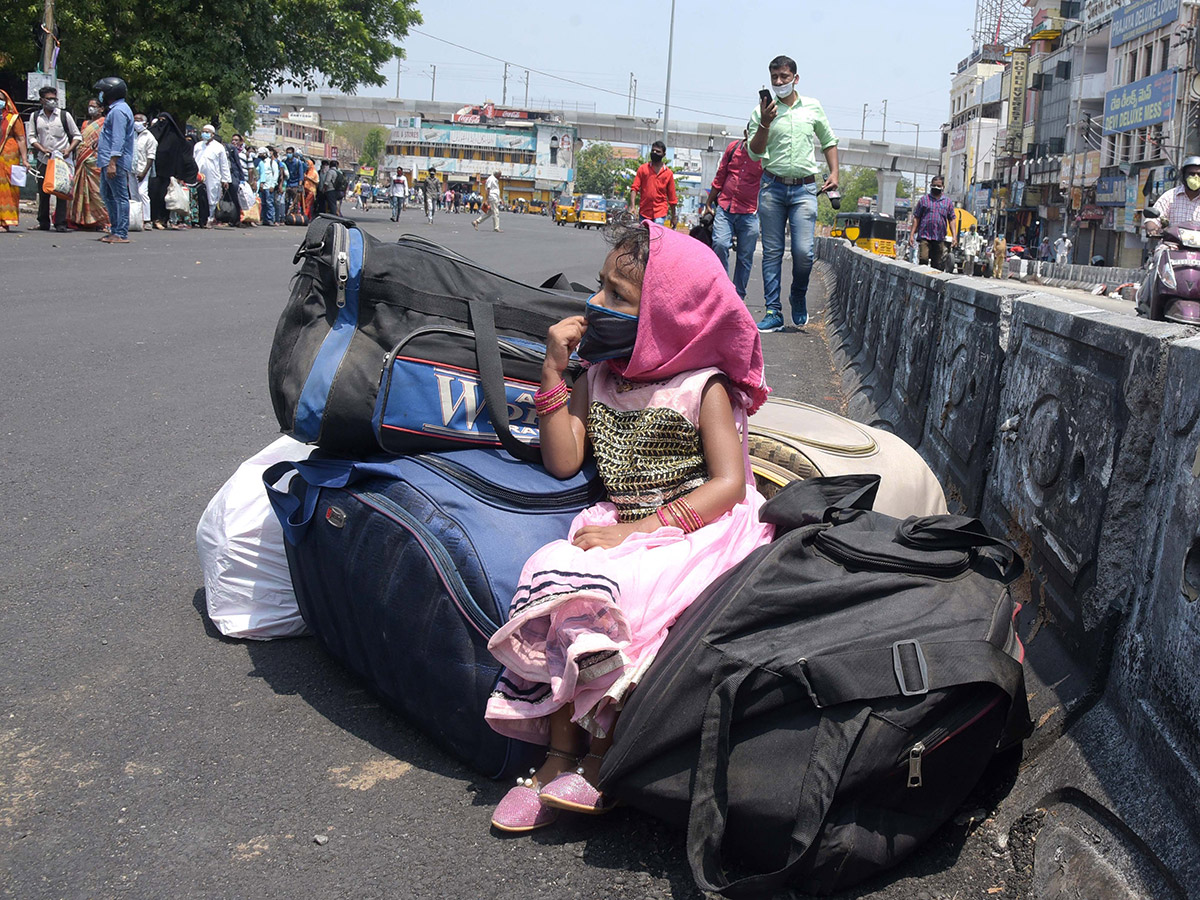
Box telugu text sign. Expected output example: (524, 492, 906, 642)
(1110, 0, 1180, 47)
(1103, 71, 1176, 134)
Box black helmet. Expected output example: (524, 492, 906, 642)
(93, 76, 127, 104)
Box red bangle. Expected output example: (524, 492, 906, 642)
(656, 507, 670, 528)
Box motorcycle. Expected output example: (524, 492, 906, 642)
(1140, 208, 1200, 324)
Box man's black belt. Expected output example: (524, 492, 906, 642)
(765, 172, 816, 186)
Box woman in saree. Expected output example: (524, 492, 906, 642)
(0, 90, 30, 232)
(301, 156, 318, 219)
(68, 99, 110, 231)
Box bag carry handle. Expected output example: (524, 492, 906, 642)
(895, 515, 1024, 583)
(759, 474, 880, 534)
(686, 667, 871, 898)
(468, 298, 543, 464)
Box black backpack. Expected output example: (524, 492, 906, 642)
(599, 475, 1031, 898)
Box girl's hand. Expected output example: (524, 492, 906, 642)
(544, 316, 587, 376)
(572, 521, 638, 550)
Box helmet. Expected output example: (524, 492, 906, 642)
(1182, 155, 1200, 173)
(93, 76, 127, 104)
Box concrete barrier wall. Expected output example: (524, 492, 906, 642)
(1006, 258, 1143, 290)
(815, 236, 1199, 887)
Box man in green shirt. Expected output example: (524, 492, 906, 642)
(747, 54, 839, 331)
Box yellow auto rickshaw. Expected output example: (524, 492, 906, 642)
(554, 194, 577, 226)
(529, 199, 547, 216)
(831, 212, 897, 258)
(575, 194, 607, 229)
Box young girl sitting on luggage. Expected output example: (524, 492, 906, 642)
(485, 221, 776, 832)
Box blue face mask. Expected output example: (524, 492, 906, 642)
(577, 295, 639, 363)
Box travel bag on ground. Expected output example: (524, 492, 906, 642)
(268, 216, 586, 458)
(748, 397, 948, 517)
(196, 436, 313, 640)
(599, 475, 1030, 898)
(264, 448, 603, 778)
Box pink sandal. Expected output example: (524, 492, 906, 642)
(538, 753, 619, 815)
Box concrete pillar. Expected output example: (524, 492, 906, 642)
(877, 170, 902, 217)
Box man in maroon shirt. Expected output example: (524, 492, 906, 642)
(704, 129, 764, 299)
(629, 140, 678, 227)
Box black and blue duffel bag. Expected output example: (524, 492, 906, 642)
(268, 216, 586, 459)
(264, 448, 602, 779)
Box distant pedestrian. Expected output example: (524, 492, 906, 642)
(132, 113, 158, 227)
(1039, 236, 1052, 261)
(0, 89, 30, 233)
(703, 129, 763, 300)
(255, 147, 278, 225)
(424, 168, 439, 224)
(282, 147, 303, 215)
(26, 84, 80, 232)
(629, 140, 678, 228)
(1054, 233, 1072, 265)
(746, 54, 839, 331)
(95, 77, 135, 243)
(193, 124, 230, 228)
(992, 234, 1008, 279)
(147, 112, 197, 230)
(473, 170, 502, 232)
(389, 169, 408, 221)
(911, 176, 957, 270)
(960, 224, 984, 274)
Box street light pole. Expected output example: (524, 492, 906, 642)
(661, 0, 676, 148)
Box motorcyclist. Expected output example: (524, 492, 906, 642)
(1139, 156, 1200, 316)
(1145, 156, 1200, 236)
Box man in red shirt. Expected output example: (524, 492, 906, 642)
(703, 129, 763, 299)
(629, 140, 678, 227)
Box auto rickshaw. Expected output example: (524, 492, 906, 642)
(575, 194, 607, 229)
(528, 199, 547, 215)
(831, 212, 897, 258)
(554, 194, 577, 226)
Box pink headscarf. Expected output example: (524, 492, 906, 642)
(609, 222, 770, 414)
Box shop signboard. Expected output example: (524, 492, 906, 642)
(1103, 70, 1176, 134)
(1110, 0, 1179, 48)
(1085, 0, 1125, 28)
(1080, 205, 1105, 220)
(1007, 48, 1030, 139)
(1096, 174, 1127, 205)
(951, 125, 968, 153)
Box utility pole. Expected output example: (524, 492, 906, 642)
(661, 0, 676, 148)
(882, 99, 888, 141)
(430, 65, 436, 101)
(502, 62, 509, 105)
(523, 70, 530, 107)
(395, 56, 401, 99)
(628, 72, 635, 116)
(861, 104, 868, 139)
(631, 76, 638, 116)
(41, 0, 56, 73)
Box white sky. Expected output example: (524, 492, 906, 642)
(350, 0, 978, 151)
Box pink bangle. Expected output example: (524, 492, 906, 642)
(534, 381, 569, 416)
(656, 507, 670, 527)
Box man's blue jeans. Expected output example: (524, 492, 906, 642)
(758, 176, 818, 319)
(100, 164, 131, 238)
(711, 204, 760, 299)
(259, 188, 276, 224)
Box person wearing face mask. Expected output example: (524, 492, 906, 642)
(94, 76, 136, 243)
(629, 140, 678, 227)
(282, 147, 303, 215)
(192, 125, 231, 228)
(911, 175, 957, 271)
(747, 55, 839, 331)
(68, 98, 111, 232)
(1147, 158, 1200, 236)
(27, 86, 81, 232)
(131, 114, 158, 227)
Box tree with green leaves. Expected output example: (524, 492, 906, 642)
(817, 166, 912, 225)
(360, 128, 388, 170)
(575, 142, 627, 197)
(8, 0, 421, 125)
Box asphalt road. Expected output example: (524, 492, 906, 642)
(1, 209, 1016, 900)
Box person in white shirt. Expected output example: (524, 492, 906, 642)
(388, 169, 408, 221)
(193, 125, 231, 227)
(959, 225, 984, 274)
(473, 170, 502, 232)
(131, 114, 158, 225)
(1053, 234, 1072, 265)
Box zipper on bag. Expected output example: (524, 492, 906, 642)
(412, 453, 600, 511)
(333, 223, 350, 308)
(813, 534, 970, 577)
(896, 694, 1006, 788)
(353, 489, 500, 638)
(907, 742, 925, 788)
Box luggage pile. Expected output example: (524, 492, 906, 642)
(197, 215, 1030, 897)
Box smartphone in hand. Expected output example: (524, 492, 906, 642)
(759, 88, 772, 106)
